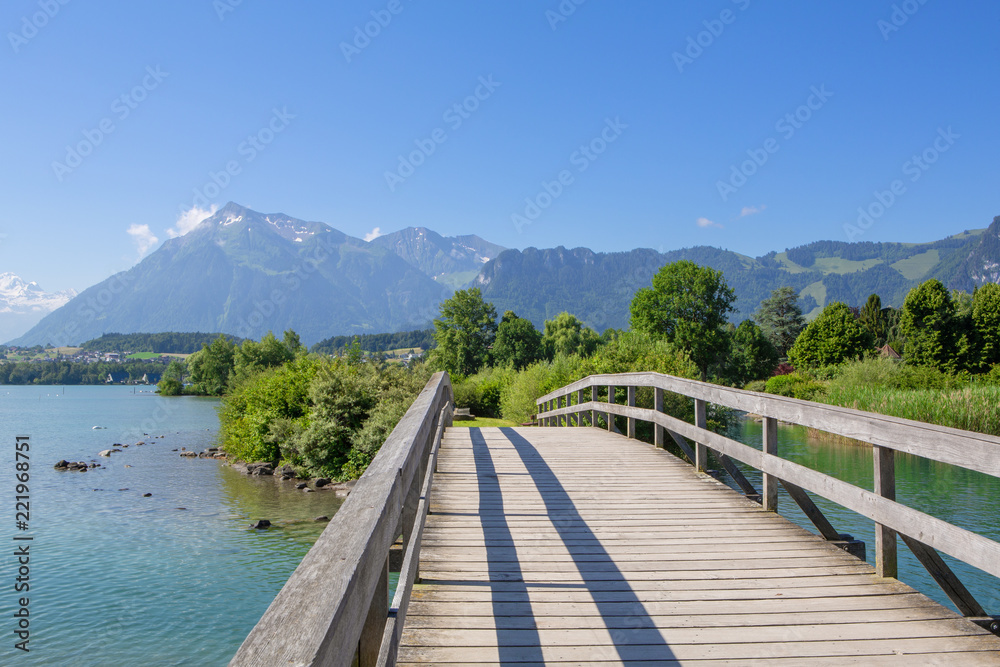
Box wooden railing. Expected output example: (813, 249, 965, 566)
(230, 371, 453, 667)
(536, 371, 1000, 633)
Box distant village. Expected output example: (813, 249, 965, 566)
(0, 345, 173, 384)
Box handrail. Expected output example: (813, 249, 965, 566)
(536, 372, 1000, 627)
(230, 371, 453, 667)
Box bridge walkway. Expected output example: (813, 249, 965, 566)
(396, 426, 1000, 665)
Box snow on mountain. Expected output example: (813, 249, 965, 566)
(0, 273, 76, 314)
(0, 273, 77, 343)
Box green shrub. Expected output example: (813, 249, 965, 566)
(829, 357, 956, 392)
(744, 380, 767, 392)
(500, 362, 553, 424)
(764, 373, 827, 401)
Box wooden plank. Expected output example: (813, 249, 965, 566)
(399, 427, 1000, 665)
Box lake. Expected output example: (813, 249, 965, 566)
(0, 385, 344, 666)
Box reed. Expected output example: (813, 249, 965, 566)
(824, 384, 1000, 436)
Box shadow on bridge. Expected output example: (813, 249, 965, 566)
(468, 427, 676, 663)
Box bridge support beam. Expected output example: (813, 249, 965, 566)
(627, 386, 636, 439)
(762, 416, 778, 512)
(901, 533, 986, 617)
(578, 389, 588, 426)
(653, 388, 664, 448)
(607, 385, 617, 434)
(694, 399, 708, 472)
(358, 556, 389, 666)
(591, 385, 598, 429)
(874, 445, 897, 578)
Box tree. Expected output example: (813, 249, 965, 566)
(755, 287, 806, 357)
(900, 280, 965, 372)
(157, 360, 185, 396)
(726, 320, 779, 386)
(858, 294, 889, 347)
(283, 330, 303, 355)
(231, 330, 297, 385)
(630, 260, 735, 379)
(972, 283, 1000, 371)
(430, 288, 498, 376)
(492, 311, 544, 370)
(542, 312, 599, 359)
(788, 302, 873, 369)
(187, 334, 236, 395)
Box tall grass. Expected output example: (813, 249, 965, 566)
(824, 383, 1000, 436)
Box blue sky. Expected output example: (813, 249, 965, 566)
(1, 0, 998, 293)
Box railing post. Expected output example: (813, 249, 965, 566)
(694, 398, 708, 472)
(607, 385, 616, 433)
(590, 385, 598, 428)
(358, 555, 389, 666)
(578, 388, 587, 426)
(568, 392, 576, 427)
(874, 445, 898, 578)
(627, 386, 636, 439)
(762, 416, 778, 512)
(654, 387, 664, 448)
(557, 395, 564, 427)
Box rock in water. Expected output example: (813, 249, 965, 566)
(250, 520, 271, 530)
(314, 478, 331, 488)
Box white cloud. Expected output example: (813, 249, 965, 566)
(127, 224, 159, 257)
(740, 205, 767, 218)
(363, 227, 383, 242)
(169, 205, 218, 238)
(696, 217, 722, 229)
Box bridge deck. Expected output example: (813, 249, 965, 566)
(396, 427, 1000, 665)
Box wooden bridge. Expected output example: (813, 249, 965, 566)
(230, 372, 1000, 666)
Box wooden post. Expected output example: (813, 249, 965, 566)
(607, 385, 616, 433)
(627, 386, 636, 439)
(578, 388, 588, 426)
(762, 416, 778, 512)
(654, 387, 664, 448)
(358, 556, 389, 665)
(694, 398, 708, 472)
(556, 395, 564, 427)
(875, 445, 897, 578)
(591, 385, 598, 429)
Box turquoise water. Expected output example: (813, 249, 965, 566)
(0, 386, 344, 666)
(728, 418, 1000, 613)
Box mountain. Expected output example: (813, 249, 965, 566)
(476, 220, 999, 332)
(0, 273, 76, 343)
(370, 228, 505, 290)
(11, 204, 1000, 347)
(10, 204, 449, 346)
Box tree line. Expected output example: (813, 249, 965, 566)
(80, 332, 244, 354)
(310, 329, 435, 356)
(0, 360, 170, 385)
